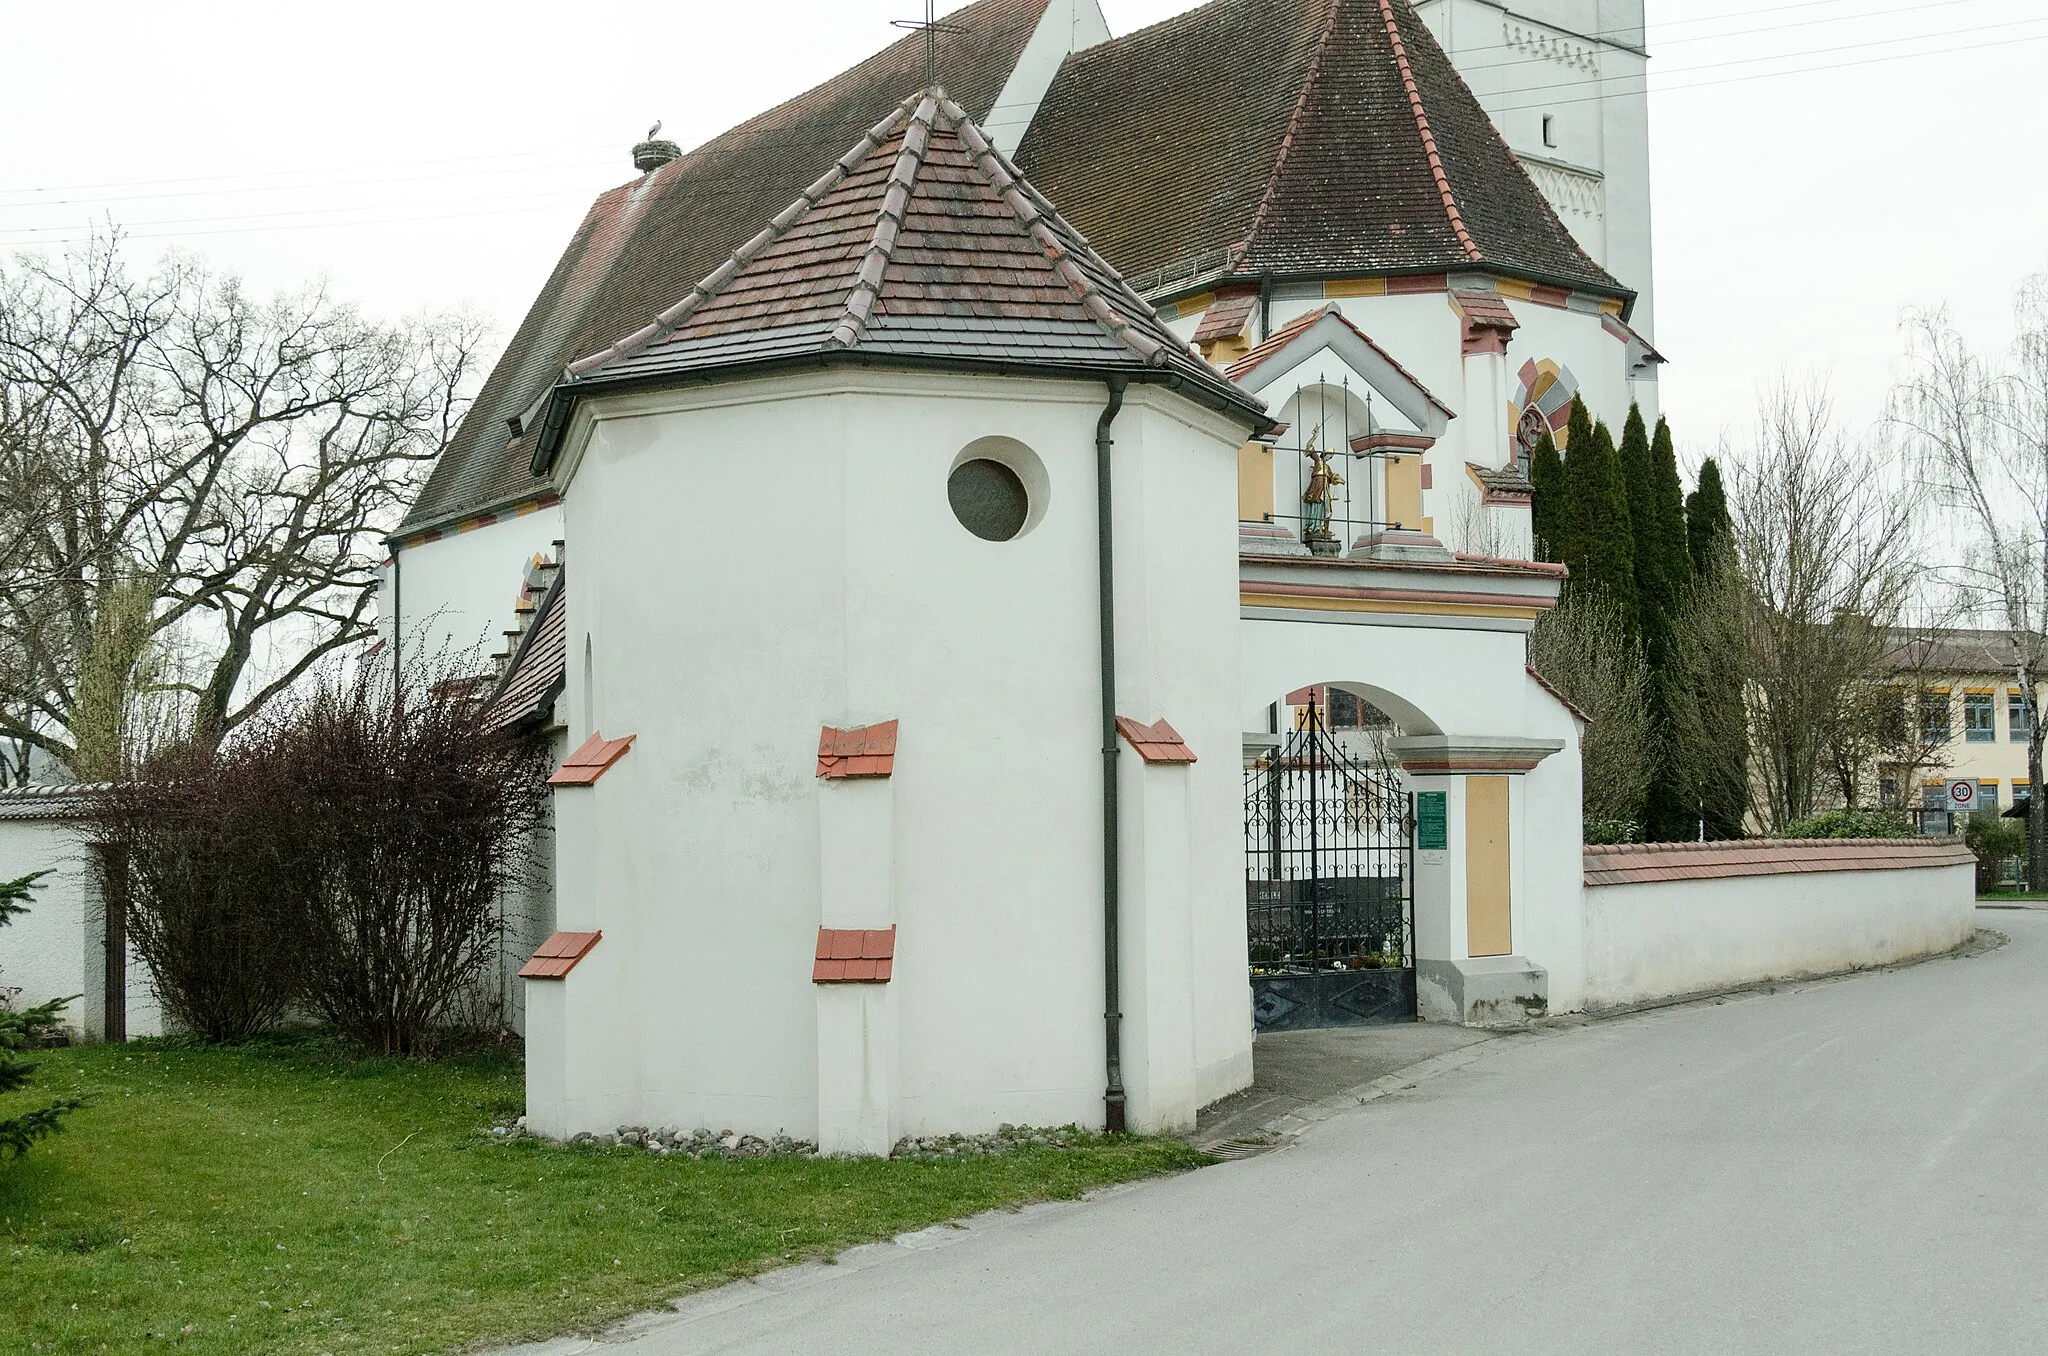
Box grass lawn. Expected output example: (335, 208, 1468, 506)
(0, 1036, 1208, 1354)
(1979, 892, 2048, 902)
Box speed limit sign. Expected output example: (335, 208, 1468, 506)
(1949, 779, 1977, 810)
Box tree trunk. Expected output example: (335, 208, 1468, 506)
(2030, 719, 2046, 891)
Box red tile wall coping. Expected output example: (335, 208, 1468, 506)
(1584, 838, 1976, 888)
(814, 926, 896, 984)
(548, 732, 636, 787)
(519, 930, 602, 980)
(1115, 716, 1198, 764)
(817, 720, 898, 780)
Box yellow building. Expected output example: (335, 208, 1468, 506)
(1886, 630, 2041, 824)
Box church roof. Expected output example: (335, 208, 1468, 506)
(528, 89, 1263, 472)
(399, 0, 1050, 536)
(1014, 0, 1627, 305)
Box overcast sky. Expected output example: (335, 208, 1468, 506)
(3, 0, 2044, 460)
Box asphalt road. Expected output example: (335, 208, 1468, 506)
(519, 909, 2048, 1355)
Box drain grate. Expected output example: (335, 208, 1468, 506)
(1201, 1136, 1286, 1160)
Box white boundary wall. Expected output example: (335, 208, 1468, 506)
(0, 800, 163, 1040)
(1581, 842, 1977, 1012)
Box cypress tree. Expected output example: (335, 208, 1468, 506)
(1680, 455, 1747, 840)
(1686, 457, 1733, 581)
(1565, 414, 1638, 633)
(1640, 413, 1696, 842)
(1558, 396, 1598, 577)
(1651, 416, 1691, 597)
(1527, 428, 1567, 564)
(1619, 405, 1660, 647)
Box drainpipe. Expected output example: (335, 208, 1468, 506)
(1258, 272, 1275, 343)
(1096, 376, 1128, 1135)
(391, 545, 403, 690)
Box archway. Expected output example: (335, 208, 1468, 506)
(1244, 680, 1422, 1032)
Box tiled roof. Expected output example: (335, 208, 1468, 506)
(817, 721, 898, 780)
(518, 931, 602, 980)
(1583, 838, 1975, 887)
(1888, 627, 2033, 677)
(0, 783, 104, 821)
(814, 926, 896, 984)
(399, 0, 1051, 535)
(529, 89, 1261, 469)
(1224, 303, 1452, 421)
(548, 732, 635, 787)
(481, 568, 566, 733)
(1016, 0, 1626, 303)
(1192, 292, 1258, 344)
(1115, 716, 1197, 764)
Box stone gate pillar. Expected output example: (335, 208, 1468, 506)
(1392, 735, 1563, 1026)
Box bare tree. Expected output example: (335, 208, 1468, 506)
(1723, 383, 1923, 830)
(0, 233, 483, 777)
(1895, 280, 2048, 883)
(1530, 586, 1653, 836)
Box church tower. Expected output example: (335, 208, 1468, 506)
(1414, 0, 1656, 348)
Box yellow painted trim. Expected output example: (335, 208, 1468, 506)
(1204, 332, 1252, 366)
(1323, 277, 1388, 299)
(1466, 777, 1513, 958)
(1240, 593, 1544, 621)
(1385, 453, 1423, 528)
(1601, 298, 1625, 316)
(1965, 687, 1997, 695)
(1420, 515, 1435, 536)
(1238, 442, 1275, 522)
(1173, 291, 1217, 320)
(1494, 278, 1535, 301)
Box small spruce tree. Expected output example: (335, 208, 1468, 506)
(1641, 413, 1699, 841)
(1, 873, 82, 1159)
(1528, 428, 1567, 563)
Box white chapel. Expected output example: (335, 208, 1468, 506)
(387, 0, 1656, 1147)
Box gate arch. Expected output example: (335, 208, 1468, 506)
(1245, 695, 1416, 1032)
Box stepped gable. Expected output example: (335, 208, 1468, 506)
(400, 0, 1050, 535)
(529, 89, 1263, 470)
(1015, 0, 1627, 304)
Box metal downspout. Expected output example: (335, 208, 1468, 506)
(1097, 376, 1128, 1135)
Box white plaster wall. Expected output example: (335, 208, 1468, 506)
(1582, 864, 1977, 1012)
(0, 816, 161, 1040)
(544, 370, 1251, 1140)
(384, 504, 565, 670)
(1519, 675, 1588, 1012)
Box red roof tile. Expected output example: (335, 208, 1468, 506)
(548, 732, 636, 787)
(818, 720, 899, 780)
(518, 930, 603, 980)
(1582, 839, 1975, 888)
(814, 926, 897, 984)
(1115, 716, 1198, 765)
(530, 90, 1262, 472)
(1193, 292, 1259, 344)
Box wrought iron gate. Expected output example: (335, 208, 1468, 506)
(1244, 699, 1416, 1032)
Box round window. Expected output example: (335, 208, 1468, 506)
(948, 458, 1030, 542)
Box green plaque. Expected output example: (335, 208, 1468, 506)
(1416, 791, 1448, 852)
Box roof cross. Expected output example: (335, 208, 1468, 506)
(891, 0, 963, 88)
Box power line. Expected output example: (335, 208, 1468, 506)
(0, 1, 1995, 208)
(4, 11, 2043, 249)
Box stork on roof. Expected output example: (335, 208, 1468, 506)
(528, 87, 1266, 475)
